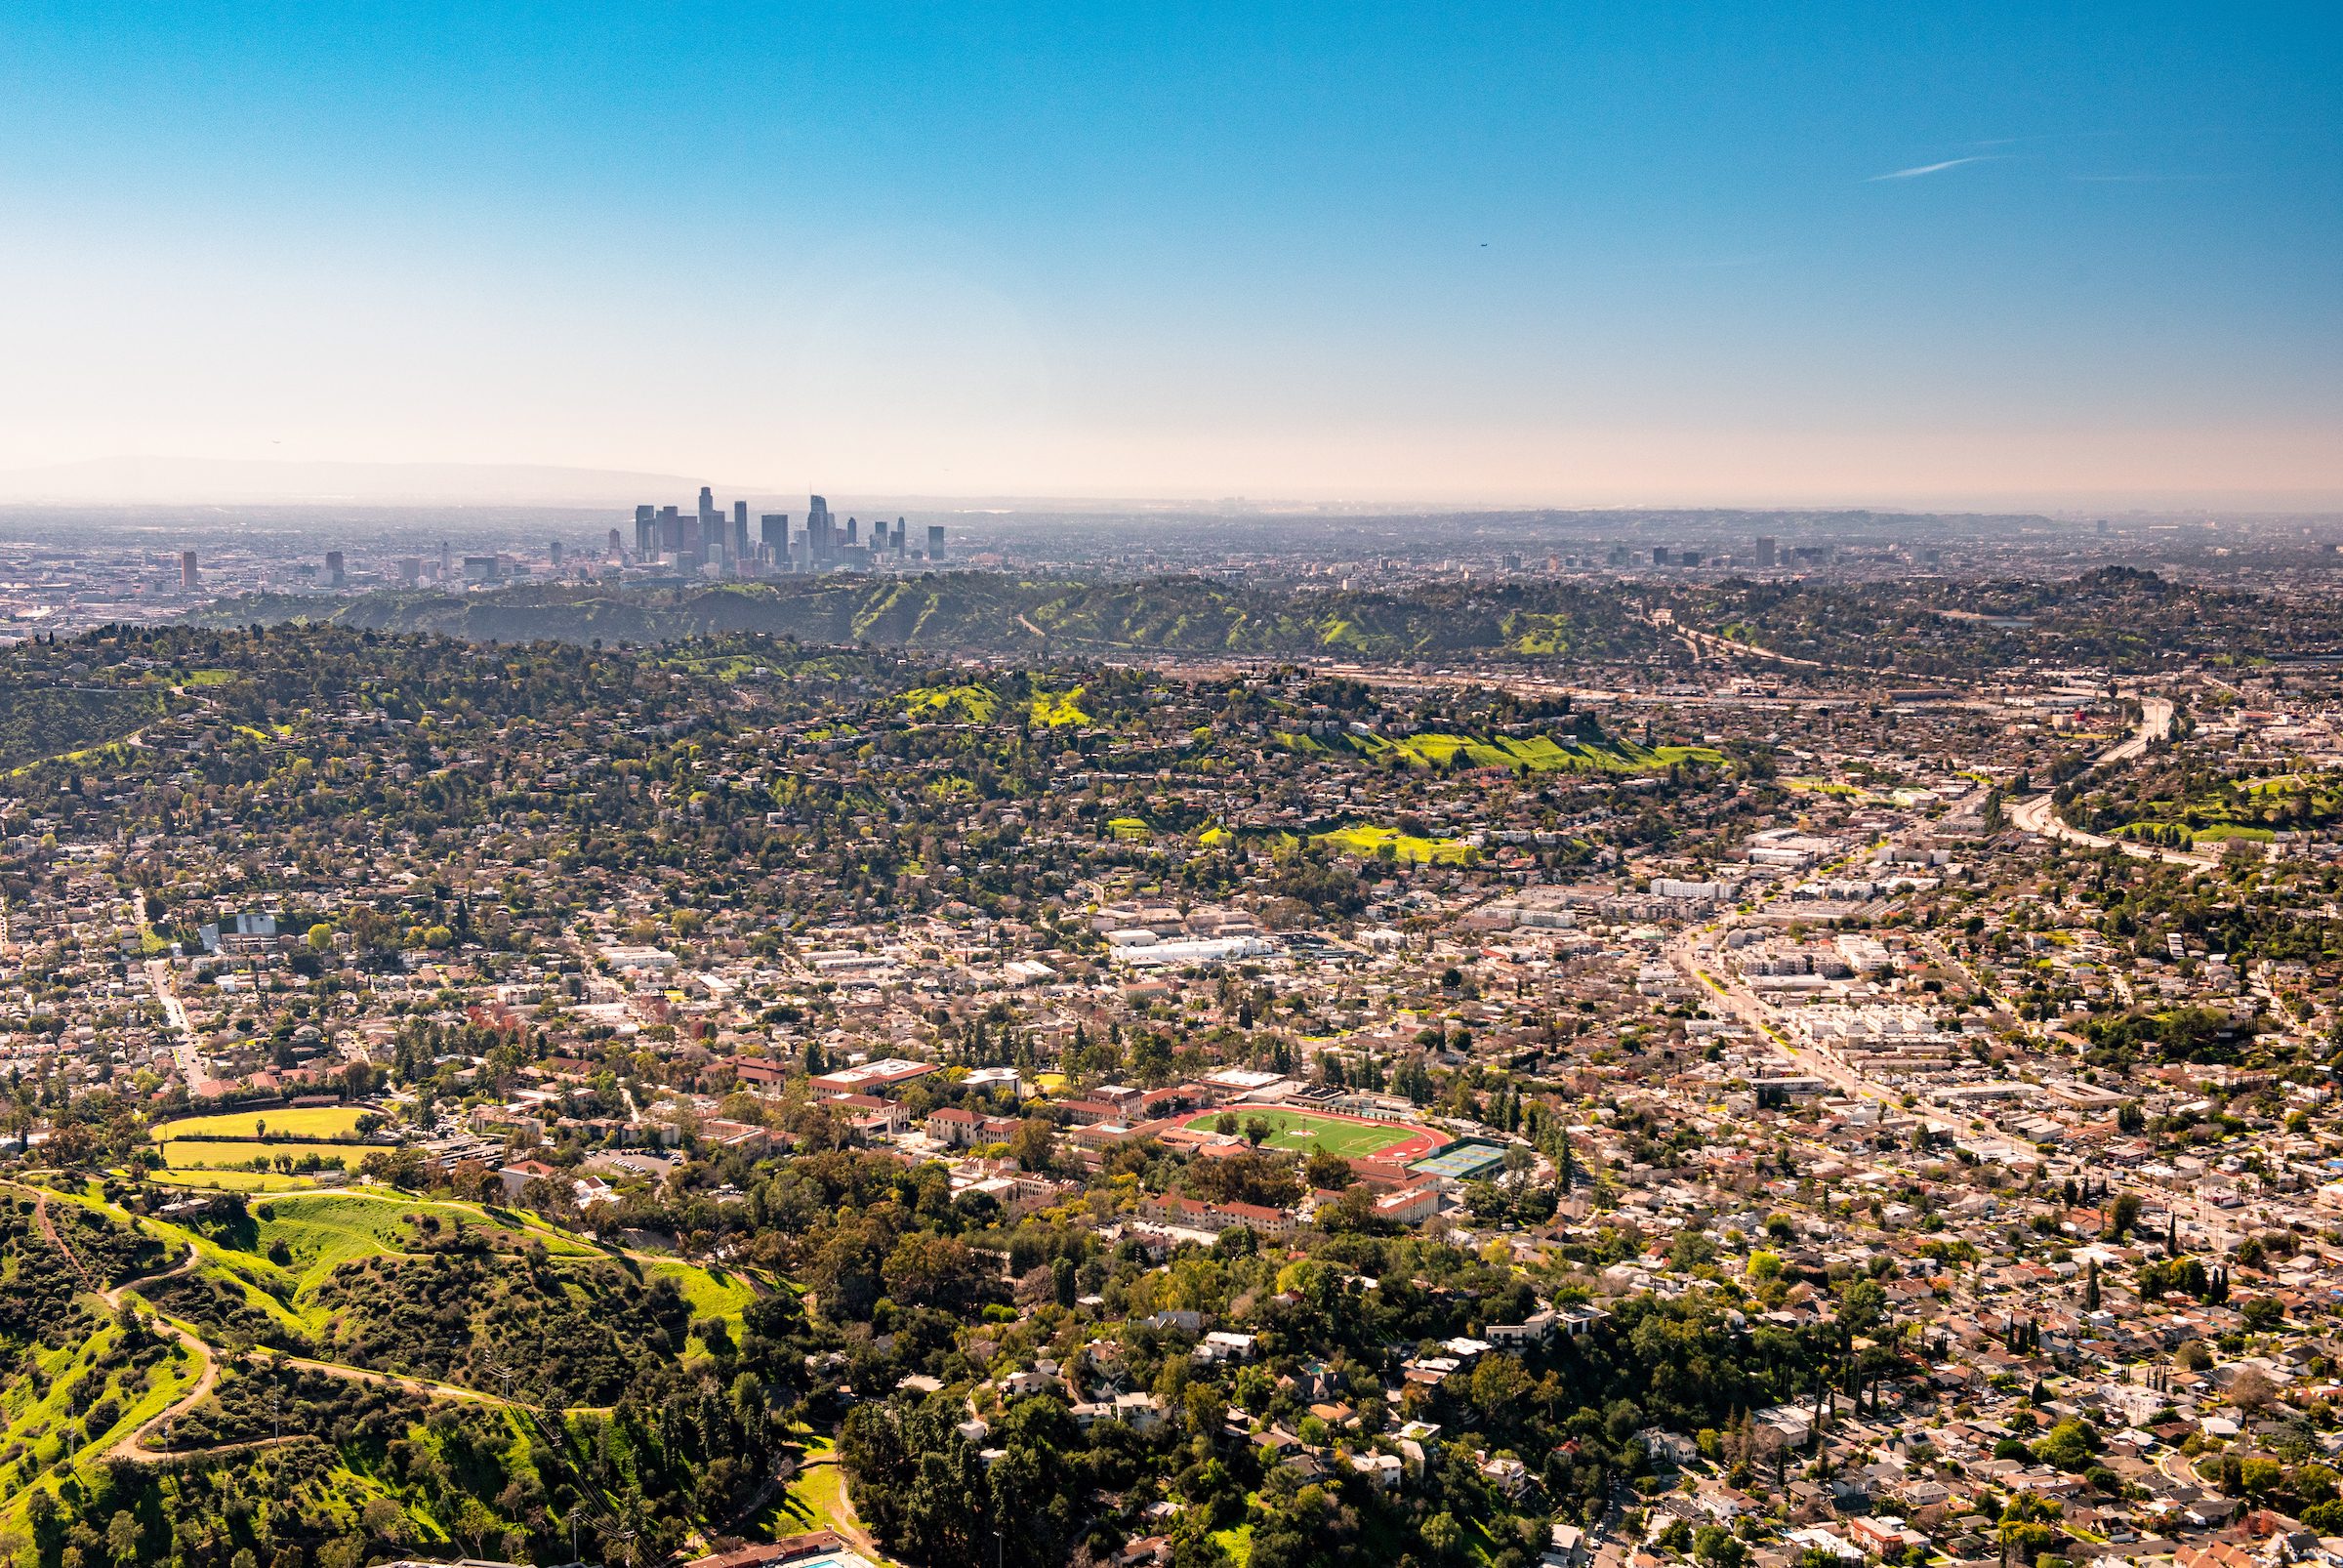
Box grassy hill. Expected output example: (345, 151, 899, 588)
(186, 575, 1660, 658)
(0, 682, 170, 774)
(127, 1193, 706, 1397)
(0, 1181, 827, 1568)
(1284, 725, 1729, 775)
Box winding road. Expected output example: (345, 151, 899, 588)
(5, 1181, 611, 1470)
(2007, 694, 2219, 869)
(2007, 792, 2216, 869)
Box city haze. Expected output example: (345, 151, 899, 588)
(0, 3, 2331, 505)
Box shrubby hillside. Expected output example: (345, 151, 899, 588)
(188, 575, 1656, 659)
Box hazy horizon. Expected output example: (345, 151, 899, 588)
(0, 4, 2333, 502)
(0, 455, 2335, 518)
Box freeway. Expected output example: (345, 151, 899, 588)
(2008, 791, 2216, 870)
(2008, 694, 2219, 869)
(2105, 696, 2174, 763)
(1653, 615, 1826, 670)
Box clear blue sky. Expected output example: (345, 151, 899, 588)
(0, 2, 2333, 504)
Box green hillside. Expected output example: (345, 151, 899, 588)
(1283, 725, 1729, 775)
(0, 1182, 824, 1568)
(0, 682, 170, 774)
(185, 575, 1659, 658)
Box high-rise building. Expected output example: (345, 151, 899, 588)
(1755, 536, 1777, 567)
(845, 516, 858, 548)
(607, 528, 622, 556)
(658, 506, 681, 556)
(326, 551, 346, 588)
(550, 541, 564, 565)
(894, 516, 907, 557)
(439, 540, 452, 578)
(732, 501, 749, 559)
(688, 488, 712, 567)
(635, 504, 655, 554)
(679, 516, 701, 565)
(927, 524, 945, 560)
(806, 495, 834, 562)
(179, 551, 198, 590)
(396, 558, 421, 585)
(760, 514, 789, 549)
(1653, 547, 1670, 566)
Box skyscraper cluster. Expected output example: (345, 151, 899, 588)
(627, 491, 941, 574)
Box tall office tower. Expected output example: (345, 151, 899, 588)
(1652, 547, 1670, 566)
(551, 541, 564, 565)
(396, 558, 422, 585)
(658, 505, 681, 555)
(180, 551, 198, 590)
(732, 500, 749, 557)
(1755, 536, 1777, 567)
(439, 540, 452, 578)
(697, 486, 716, 545)
(679, 516, 701, 566)
(607, 528, 622, 556)
(326, 551, 346, 587)
(928, 524, 945, 560)
(635, 504, 655, 554)
(2095, 518, 2109, 535)
(845, 516, 858, 548)
(806, 495, 832, 561)
(895, 517, 907, 557)
(760, 514, 789, 550)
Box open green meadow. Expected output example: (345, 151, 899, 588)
(156, 1105, 371, 1141)
(150, 1167, 329, 1192)
(1315, 823, 1475, 864)
(155, 1139, 352, 1171)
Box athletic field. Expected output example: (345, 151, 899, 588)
(1179, 1108, 1440, 1163)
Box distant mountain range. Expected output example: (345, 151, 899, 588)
(185, 574, 1662, 660)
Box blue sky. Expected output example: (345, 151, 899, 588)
(0, 2, 2333, 503)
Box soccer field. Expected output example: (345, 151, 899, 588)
(1179, 1108, 1427, 1161)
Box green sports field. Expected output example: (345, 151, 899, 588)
(1180, 1108, 1419, 1161)
(155, 1106, 370, 1140)
(155, 1139, 353, 1171)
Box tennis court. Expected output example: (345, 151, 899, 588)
(1179, 1108, 1441, 1162)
